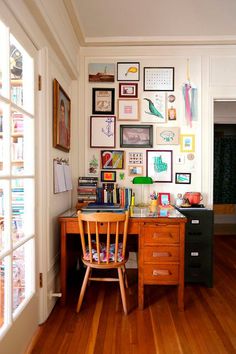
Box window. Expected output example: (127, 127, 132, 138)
(0, 20, 35, 337)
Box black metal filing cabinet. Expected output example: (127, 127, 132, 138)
(177, 208, 214, 287)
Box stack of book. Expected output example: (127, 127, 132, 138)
(77, 176, 98, 203)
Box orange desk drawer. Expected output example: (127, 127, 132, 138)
(143, 264, 179, 283)
(142, 224, 180, 244)
(143, 245, 179, 263)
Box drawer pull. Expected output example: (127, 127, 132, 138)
(152, 251, 170, 257)
(152, 232, 173, 239)
(153, 269, 171, 276)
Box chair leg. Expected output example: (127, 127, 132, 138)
(118, 267, 128, 315)
(122, 265, 129, 288)
(76, 266, 91, 313)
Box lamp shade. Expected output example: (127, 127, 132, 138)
(132, 176, 153, 185)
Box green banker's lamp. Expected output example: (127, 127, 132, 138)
(132, 176, 153, 207)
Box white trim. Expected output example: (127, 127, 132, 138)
(37, 47, 51, 324)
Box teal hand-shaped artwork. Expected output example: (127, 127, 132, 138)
(144, 98, 164, 118)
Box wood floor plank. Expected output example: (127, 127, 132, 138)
(28, 235, 236, 354)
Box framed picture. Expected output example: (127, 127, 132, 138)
(90, 116, 116, 148)
(143, 67, 174, 91)
(159, 192, 171, 206)
(88, 63, 115, 82)
(141, 92, 166, 123)
(117, 62, 140, 81)
(119, 83, 138, 97)
(120, 125, 153, 148)
(128, 165, 143, 176)
(92, 88, 115, 115)
(53, 79, 71, 152)
(146, 150, 173, 183)
(101, 150, 125, 169)
(180, 134, 195, 152)
(175, 172, 191, 184)
(156, 127, 180, 145)
(117, 99, 139, 121)
(128, 152, 143, 164)
(101, 170, 116, 182)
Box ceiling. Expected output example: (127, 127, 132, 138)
(65, 0, 236, 46)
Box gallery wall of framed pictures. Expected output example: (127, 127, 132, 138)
(85, 57, 201, 203)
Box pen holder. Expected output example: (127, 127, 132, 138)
(150, 199, 158, 212)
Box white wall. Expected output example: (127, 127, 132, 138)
(80, 46, 236, 207)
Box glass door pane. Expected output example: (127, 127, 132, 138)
(11, 110, 34, 176)
(11, 179, 34, 245)
(10, 35, 34, 114)
(13, 239, 34, 315)
(0, 21, 9, 99)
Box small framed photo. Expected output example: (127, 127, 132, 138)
(117, 62, 140, 81)
(90, 116, 116, 148)
(180, 134, 195, 152)
(146, 150, 173, 183)
(128, 165, 143, 176)
(101, 150, 125, 169)
(118, 99, 139, 121)
(92, 88, 115, 115)
(53, 79, 71, 152)
(101, 170, 116, 182)
(156, 127, 180, 145)
(119, 83, 138, 98)
(128, 152, 143, 164)
(88, 63, 115, 82)
(159, 193, 171, 206)
(144, 67, 174, 91)
(120, 125, 153, 148)
(175, 173, 191, 184)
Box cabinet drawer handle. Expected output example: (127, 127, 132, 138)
(144, 223, 167, 227)
(153, 269, 171, 276)
(152, 251, 170, 257)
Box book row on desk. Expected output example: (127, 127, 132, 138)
(96, 185, 132, 208)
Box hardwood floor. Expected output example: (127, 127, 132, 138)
(28, 235, 236, 354)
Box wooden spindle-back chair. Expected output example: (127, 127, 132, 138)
(76, 210, 129, 314)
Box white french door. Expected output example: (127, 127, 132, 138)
(0, 18, 37, 351)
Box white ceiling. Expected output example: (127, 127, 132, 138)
(66, 0, 236, 46)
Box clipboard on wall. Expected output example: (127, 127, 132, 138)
(53, 158, 72, 193)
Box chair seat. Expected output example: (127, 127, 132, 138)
(83, 240, 124, 263)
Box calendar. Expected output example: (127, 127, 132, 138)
(144, 67, 174, 91)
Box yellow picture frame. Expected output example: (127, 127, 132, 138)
(180, 134, 195, 152)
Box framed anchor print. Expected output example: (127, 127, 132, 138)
(90, 116, 116, 148)
(146, 150, 173, 183)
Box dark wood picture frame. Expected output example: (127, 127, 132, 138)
(92, 88, 115, 115)
(120, 125, 153, 148)
(119, 83, 138, 98)
(175, 172, 191, 184)
(53, 79, 71, 152)
(146, 149, 173, 183)
(101, 170, 116, 182)
(101, 150, 125, 169)
(143, 67, 175, 91)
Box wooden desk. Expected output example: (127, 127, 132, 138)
(58, 207, 186, 310)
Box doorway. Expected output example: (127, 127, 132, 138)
(213, 101, 236, 234)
